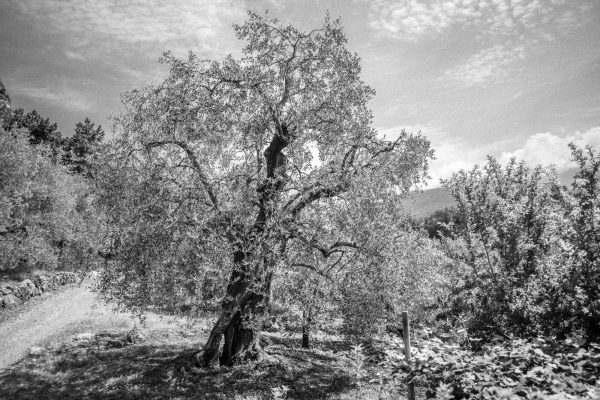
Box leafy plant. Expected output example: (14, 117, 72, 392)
(441, 157, 565, 338)
(410, 335, 600, 399)
(349, 344, 368, 387)
(95, 11, 432, 367)
(0, 128, 102, 272)
(557, 145, 600, 342)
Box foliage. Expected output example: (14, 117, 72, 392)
(95, 11, 432, 365)
(555, 145, 600, 342)
(0, 78, 10, 122)
(437, 147, 600, 344)
(441, 157, 565, 338)
(349, 343, 368, 386)
(273, 268, 336, 338)
(338, 219, 452, 336)
(0, 127, 101, 272)
(346, 331, 600, 399)
(2, 108, 63, 149)
(408, 335, 600, 399)
(61, 117, 105, 176)
(422, 207, 465, 239)
(93, 139, 234, 314)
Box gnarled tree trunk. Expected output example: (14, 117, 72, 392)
(199, 247, 274, 367)
(199, 122, 292, 367)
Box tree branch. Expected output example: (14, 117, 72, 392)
(290, 263, 334, 283)
(288, 181, 349, 218)
(144, 140, 219, 211)
(290, 230, 357, 258)
(285, 135, 406, 218)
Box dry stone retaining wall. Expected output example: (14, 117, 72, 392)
(0, 272, 79, 310)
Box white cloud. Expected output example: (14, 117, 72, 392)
(13, 86, 92, 112)
(379, 124, 489, 187)
(499, 127, 600, 171)
(378, 124, 600, 187)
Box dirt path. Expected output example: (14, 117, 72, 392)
(0, 284, 132, 371)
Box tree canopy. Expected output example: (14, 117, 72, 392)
(62, 117, 105, 176)
(0, 128, 100, 272)
(96, 12, 432, 366)
(2, 108, 63, 147)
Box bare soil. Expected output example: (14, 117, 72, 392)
(0, 284, 133, 370)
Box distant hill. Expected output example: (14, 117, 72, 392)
(403, 168, 578, 219)
(559, 167, 577, 186)
(402, 187, 455, 218)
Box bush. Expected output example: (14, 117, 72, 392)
(339, 229, 452, 337)
(555, 145, 600, 342)
(0, 128, 101, 272)
(375, 333, 600, 399)
(440, 157, 566, 338)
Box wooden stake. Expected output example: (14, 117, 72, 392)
(402, 311, 415, 400)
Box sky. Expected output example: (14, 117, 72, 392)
(1, 0, 599, 186)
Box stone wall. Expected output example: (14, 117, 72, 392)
(0, 272, 79, 310)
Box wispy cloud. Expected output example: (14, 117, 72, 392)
(442, 43, 525, 86)
(367, 0, 595, 86)
(11, 0, 248, 58)
(367, 0, 482, 41)
(64, 51, 86, 61)
(367, 0, 589, 41)
(12, 86, 92, 112)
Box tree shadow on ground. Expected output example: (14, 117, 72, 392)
(0, 332, 355, 400)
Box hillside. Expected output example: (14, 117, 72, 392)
(403, 187, 456, 218)
(404, 168, 578, 219)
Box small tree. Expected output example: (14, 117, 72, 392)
(96, 12, 432, 367)
(3, 108, 63, 148)
(559, 144, 600, 341)
(422, 207, 465, 239)
(274, 268, 335, 349)
(0, 127, 100, 272)
(62, 118, 105, 176)
(0, 78, 11, 122)
(442, 157, 564, 337)
(335, 198, 451, 336)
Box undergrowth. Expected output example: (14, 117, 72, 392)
(357, 332, 600, 399)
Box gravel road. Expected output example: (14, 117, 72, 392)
(0, 284, 131, 370)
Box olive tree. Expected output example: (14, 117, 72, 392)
(97, 13, 432, 367)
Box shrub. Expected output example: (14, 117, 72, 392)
(0, 128, 101, 272)
(441, 157, 565, 338)
(377, 333, 600, 399)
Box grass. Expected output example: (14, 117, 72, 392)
(0, 285, 414, 399)
(0, 313, 403, 400)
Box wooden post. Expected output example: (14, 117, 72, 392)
(402, 311, 415, 400)
(302, 310, 311, 348)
